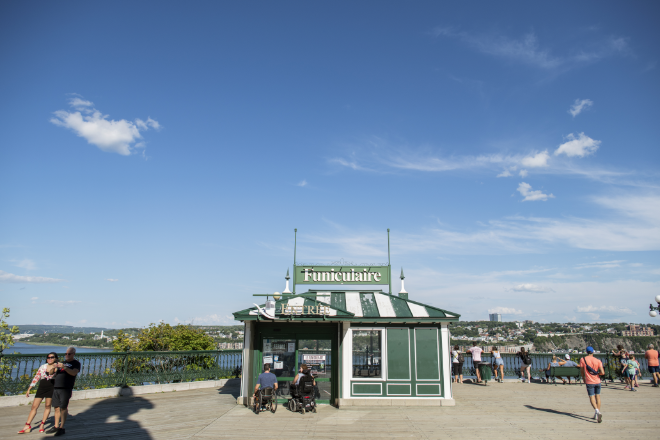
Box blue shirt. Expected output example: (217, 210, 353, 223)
(563, 360, 578, 367)
(258, 372, 277, 389)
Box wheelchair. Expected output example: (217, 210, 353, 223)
(288, 377, 317, 414)
(253, 386, 277, 414)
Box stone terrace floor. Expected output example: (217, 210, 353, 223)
(0, 380, 657, 440)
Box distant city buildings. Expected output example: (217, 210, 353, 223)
(622, 325, 654, 336)
(218, 342, 243, 350)
(489, 313, 502, 322)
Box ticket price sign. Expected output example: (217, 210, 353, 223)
(303, 354, 326, 374)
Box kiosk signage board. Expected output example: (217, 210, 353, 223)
(295, 266, 389, 285)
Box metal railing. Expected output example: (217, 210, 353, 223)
(455, 352, 653, 380)
(0, 350, 242, 396)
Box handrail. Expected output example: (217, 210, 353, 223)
(0, 349, 243, 396)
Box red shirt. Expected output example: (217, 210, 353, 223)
(580, 356, 602, 384)
(645, 349, 659, 367)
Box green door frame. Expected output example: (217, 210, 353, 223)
(253, 323, 338, 405)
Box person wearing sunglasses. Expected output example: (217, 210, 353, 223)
(17, 352, 59, 434)
(47, 347, 81, 437)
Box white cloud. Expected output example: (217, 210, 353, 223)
(496, 169, 512, 178)
(0, 270, 64, 283)
(106, 278, 119, 282)
(509, 284, 554, 293)
(575, 305, 635, 321)
(555, 132, 601, 158)
(487, 307, 523, 315)
(12, 258, 36, 271)
(569, 99, 593, 117)
(45, 300, 81, 307)
(575, 260, 625, 269)
(517, 182, 555, 202)
(521, 151, 550, 168)
(50, 96, 161, 156)
(519, 169, 528, 178)
(431, 28, 629, 71)
(31, 297, 38, 304)
(297, 180, 308, 187)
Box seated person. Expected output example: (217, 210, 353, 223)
(254, 363, 278, 407)
(541, 355, 560, 383)
(297, 366, 316, 396)
(557, 354, 578, 384)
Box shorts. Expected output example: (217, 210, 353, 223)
(586, 383, 601, 396)
(648, 365, 660, 374)
(522, 363, 531, 368)
(452, 363, 463, 376)
(626, 371, 636, 379)
(493, 358, 503, 367)
(545, 371, 551, 378)
(52, 388, 72, 409)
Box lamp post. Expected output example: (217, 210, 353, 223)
(649, 295, 660, 317)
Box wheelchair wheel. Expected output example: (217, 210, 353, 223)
(253, 390, 261, 415)
(270, 397, 277, 413)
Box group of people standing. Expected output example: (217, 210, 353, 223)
(612, 343, 660, 390)
(18, 347, 80, 437)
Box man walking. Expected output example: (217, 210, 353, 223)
(580, 346, 605, 423)
(47, 347, 80, 436)
(644, 344, 659, 387)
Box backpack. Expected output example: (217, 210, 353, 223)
(457, 352, 464, 363)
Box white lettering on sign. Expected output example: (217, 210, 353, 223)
(279, 304, 331, 315)
(303, 268, 383, 283)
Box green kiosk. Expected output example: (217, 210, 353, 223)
(233, 231, 460, 407)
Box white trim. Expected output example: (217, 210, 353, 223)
(341, 322, 351, 399)
(414, 328, 441, 381)
(340, 396, 448, 400)
(440, 324, 452, 399)
(350, 327, 386, 381)
(352, 382, 382, 395)
(386, 327, 411, 381)
(345, 292, 363, 317)
(407, 303, 429, 317)
(386, 383, 411, 396)
(374, 293, 396, 317)
(416, 383, 442, 396)
(316, 292, 336, 316)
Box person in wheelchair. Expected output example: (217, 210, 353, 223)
(289, 363, 317, 413)
(254, 363, 278, 413)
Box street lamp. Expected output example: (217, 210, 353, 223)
(649, 295, 660, 317)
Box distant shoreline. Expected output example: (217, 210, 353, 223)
(15, 341, 112, 350)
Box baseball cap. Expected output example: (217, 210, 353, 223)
(586, 346, 594, 353)
(565, 354, 570, 359)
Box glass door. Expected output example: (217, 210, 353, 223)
(257, 333, 336, 405)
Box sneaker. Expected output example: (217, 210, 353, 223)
(46, 427, 59, 434)
(54, 428, 66, 437)
(593, 412, 598, 420)
(598, 413, 602, 423)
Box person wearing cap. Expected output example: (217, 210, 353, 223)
(557, 354, 578, 384)
(580, 346, 605, 423)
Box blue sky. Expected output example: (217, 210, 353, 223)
(1, 1, 659, 327)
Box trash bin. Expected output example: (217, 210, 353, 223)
(477, 363, 492, 384)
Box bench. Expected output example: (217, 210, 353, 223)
(550, 366, 582, 385)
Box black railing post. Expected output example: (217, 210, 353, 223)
(122, 351, 130, 387)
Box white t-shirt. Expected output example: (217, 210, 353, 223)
(468, 347, 483, 362)
(451, 350, 459, 363)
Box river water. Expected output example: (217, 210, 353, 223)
(3, 342, 113, 355)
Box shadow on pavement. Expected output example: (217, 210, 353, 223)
(64, 395, 155, 439)
(525, 405, 594, 422)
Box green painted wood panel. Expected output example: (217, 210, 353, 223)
(359, 293, 380, 317)
(330, 292, 346, 312)
(390, 296, 413, 318)
(425, 307, 446, 318)
(417, 384, 441, 395)
(352, 383, 382, 395)
(387, 384, 411, 395)
(415, 328, 440, 380)
(387, 328, 410, 380)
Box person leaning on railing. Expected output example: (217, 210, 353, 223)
(17, 352, 58, 434)
(467, 342, 485, 383)
(451, 345, 464, 384)
(517, 347, 532, 384)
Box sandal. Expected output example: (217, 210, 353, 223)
(39, 421, 46, 433)
(18, 423, 31, 434)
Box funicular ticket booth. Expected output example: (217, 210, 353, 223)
(233, 232, 460, 407)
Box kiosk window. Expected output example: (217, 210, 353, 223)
(352, 330, 382, 378)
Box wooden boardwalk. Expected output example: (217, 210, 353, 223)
(1, 380, 657, 439)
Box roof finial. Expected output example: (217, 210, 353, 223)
(399, 267, 408, 298)
(283, 268, 292, 294)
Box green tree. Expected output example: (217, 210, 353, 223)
(0, 308, 19, 352)
(112, 322, 215, 352)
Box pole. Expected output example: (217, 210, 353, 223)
(387, 229, 392, 294)
(293, 229, 297, 294)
